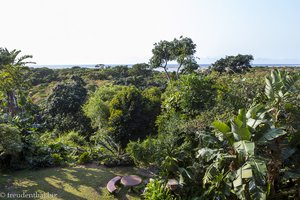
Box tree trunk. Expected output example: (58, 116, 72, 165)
(163, 62, 171, 82)
(7, 91, 18, 116)
(176, 63, 183, 80)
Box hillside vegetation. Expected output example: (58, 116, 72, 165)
(1, 39, 300, 199)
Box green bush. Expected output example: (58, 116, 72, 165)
(0, 124, 23, 169)
(161, 74, 216, 117)
(83, 84, 124, 129)
(126, 131, 194, 178)
(51, 153, 63, 166)
(21, 130, 89, 169)
(143, 179, 176, 200)
(0, 124, 22, 155)
(27, 154, 54, 169)
(126, 138, 158, 166)
(37, 131, 88, 165)
(99, 154, 133, 167)
(107, 86, 151, 147)
(85, 85, 160, 147)
(28, 67, 58, 85)
(91, 134, 133, 167)
(78, 152, 91, 164)
(65, 131, 86, 146)
(22, 135, 55, 169)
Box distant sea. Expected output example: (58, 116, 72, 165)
(29, 64, 300, 70)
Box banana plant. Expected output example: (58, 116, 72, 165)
(199, 104, 287, 200)
(264, 69, 300, 195)
(199, 70, 299, 199)
(265, 69, 300, 124)
(265, 69, 299, 104)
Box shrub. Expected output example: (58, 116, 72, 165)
(78, 152, 91, 164)
(161, 74, 216, 117)
(126, 131, 194, 178)
(0, 124, 23, 169)
(28, 67, 58, 85)
(100, 154, 133, 167)
(65, 131, 86, 146)
(126, 138, 158, 167)
(22, 135, 55, 169)
(85, 85, 160, 147)
(27, 154, 54, 169)
(0, 124, 22, 155)
(91, 134, 133, 167)
(83, 84, 124, 129)
(37, 131, 88, 165)
(211, 72, 265, 112)
(143, 179, 176, 200)
(51, 153, 63, 166)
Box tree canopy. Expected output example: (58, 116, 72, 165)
(0, 48, 34, 116)
(84, 85, 161, 147)
(44, 76, 93, 135)
(211, 54, 254, 73)
(0, 48, 35, 69)
(149, 36, 199, 81)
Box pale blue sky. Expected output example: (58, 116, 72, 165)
(1, 0, 300, 64)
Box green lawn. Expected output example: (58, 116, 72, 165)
(0, 165, 143, 200)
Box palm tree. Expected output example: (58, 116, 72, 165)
(0, 47, 35, 116)
(0, 48, 35, 68)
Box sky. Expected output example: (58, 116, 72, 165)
(1, 0, 300, 65)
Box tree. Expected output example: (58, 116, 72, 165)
(108, 86, 151, 147)
(83, 84, 125, 129)
(149, 40, 174, 81)
(128, 63, 152, 78)
(126, 63, 153, 88)
(95, 64, 105, 68)
(84, 85, 161, 148)
(45, 76, 93, 135)
(180, 59, 199, 75)
(27, 67, 58, 85)
(0, 48, 34, 69)
(211, 54, 254, 73)
(0, 48, 35, 116)
(173, 36, 198, 78)
(149, 36, 199, 81)
(0, 66, 23, 115)
(142, 87, 162, 134)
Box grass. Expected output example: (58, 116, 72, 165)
(0, 165, 143, 200)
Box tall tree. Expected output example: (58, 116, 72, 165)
(149, 40, 174, 81)
(149, 37, 199, 81)
(0, 48, 35, 116)
(173, 36, 198, 78)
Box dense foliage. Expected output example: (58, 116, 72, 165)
(44, 75, 93, 135)
(127, 69, 300, 199)
(0, 124, 22, 168)
(150, 36, 199, 81)
(84, 84, 161, 147)
(212, 54, 254, 73)
(1, 46, 300, 200)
